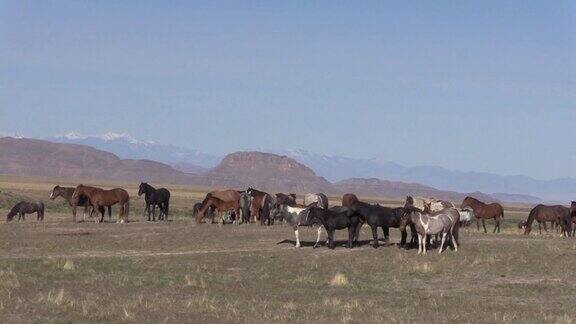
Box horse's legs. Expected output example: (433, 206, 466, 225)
(439, 232, 447, 254)
(417, 234, 423, 254)
(451, 230, 458, 252)
(294, 228, 301, 248)
(354, 221, 363, 243)
(371, 225, 379, 248)
(383, 227, 390, 245)
(538, 221, 542, 235)
(476, 218, 480, 232)
(482, 219, 487, 233)
(152, 204, 157, 222)
(494, 218, 500, 234)
(543, 221, 548, 233)
(423, 234, 428, 254)
(348, 227, 354, 249)
(400, 230, 407, 246)
(328, 230, 335, 249)
(313, 226, 323, 248)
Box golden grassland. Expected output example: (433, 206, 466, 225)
(0, 175, 574, 323)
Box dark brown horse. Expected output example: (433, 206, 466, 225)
(521, 204, 572, 237)
(275, 193, 297, 207)
(72, 185, 130, 223)
(246, 187, 268, 223)
(195, 195, 238, 224)
(461, 196, 504, 233)
(50, 185, 108, 222)
(342, 193, 359, 207)
(7, 201, 44, 221)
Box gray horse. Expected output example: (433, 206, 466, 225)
(303, 193, 328, 209)
(238, 191, 252, 224)
(271, 204, 326, 248)
(400, 207, 460, 255)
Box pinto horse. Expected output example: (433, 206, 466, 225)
(7, 201, 44, 221)
(461, 196, 504, 233)
(50, 185, 107, 222)
(72, 185, 130, 223)
(138, 182, 171, 221)
(304, 193, 329, 209)
(521, 204, 572, 237)
(400, 207, 460, 255)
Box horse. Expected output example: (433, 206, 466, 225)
(50, 185, 107, 222)
(138, 182, 171, 221)
(520, 204, 572, 237)
(72, 185, 130, 223)
(460, 196, 504, 233)
(301, 206, 361, 249)
(400, 207, 460, 255)
(275, 193, 297, 207)
(238, 191, 252, 224)
(246, 187, 269, 223)
(259, 193, 277, 225)
(342, 193, 359, 207)
(6, 201, 44, 221)
(458, 209, 474, 227)
(200, 190, 240, 224)
(270, 203, 326, 248)
(404, 196, 435, 211)
(347, 201, 415, 248)
(304, 193, 329, 209)
(195, 195, 238, 224)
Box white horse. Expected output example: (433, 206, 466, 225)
(401, 207, 460, 255)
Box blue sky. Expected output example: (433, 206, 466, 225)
(0, 1, 574, 179)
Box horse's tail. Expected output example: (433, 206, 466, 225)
(500, 204, 504, 218)
(37, 201, 45, 221)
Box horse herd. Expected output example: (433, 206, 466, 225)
(5, 182, 576, 255)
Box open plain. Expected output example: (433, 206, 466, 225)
(0, 176, 575, 323)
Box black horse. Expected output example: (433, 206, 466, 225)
(138, 182, 170, 221)
(7, 201, 45, 221)
(303, 206, 361, 249)
(348, 201, 415, 248)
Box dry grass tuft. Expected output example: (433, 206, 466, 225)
(329, 273, 349, 286)
(62, 259, 75, 271)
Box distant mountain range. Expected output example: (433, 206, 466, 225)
(42, 132, 576, 202)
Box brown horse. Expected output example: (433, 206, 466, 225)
(195, 195, 238, 224)
(72, 185, 130, 223)
(275, 193, 297, 207)
(521, 204, 572, 237)
(50, 185, 108, 222)
(461, 196, 504, 233)
(342, 193, 359, 207)
(246, 187, 268, 223)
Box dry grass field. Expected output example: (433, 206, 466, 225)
(0, 175, 575, 323)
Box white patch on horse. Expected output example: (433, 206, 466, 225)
(294, 229, 300, 248)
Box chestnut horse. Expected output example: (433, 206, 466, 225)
(342, 193, 359, 207)
(72, 185, 130, 223)
(571, 201, 576, 236)
(275, 193, 297, 207)
(50, 185, 107, 222)
(461, 196, 504, 233)
(195, 195, 238, 224)
(195, 189, 240, 224)
(521, 204, 572, 237)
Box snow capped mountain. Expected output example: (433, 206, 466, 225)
(45, 132, 222, 171)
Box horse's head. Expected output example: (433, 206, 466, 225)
(518, 221, 527, 230)
(71, 185, 83, 201)
(6, 210, 16, 222)
(138, 183, 147, 196)
(405, 196, 414, 207)
(50, 185, 62, 200)
(246, 187, 254, 196)
(423, 202, 432, 213)
(399, 207, 419, 231)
